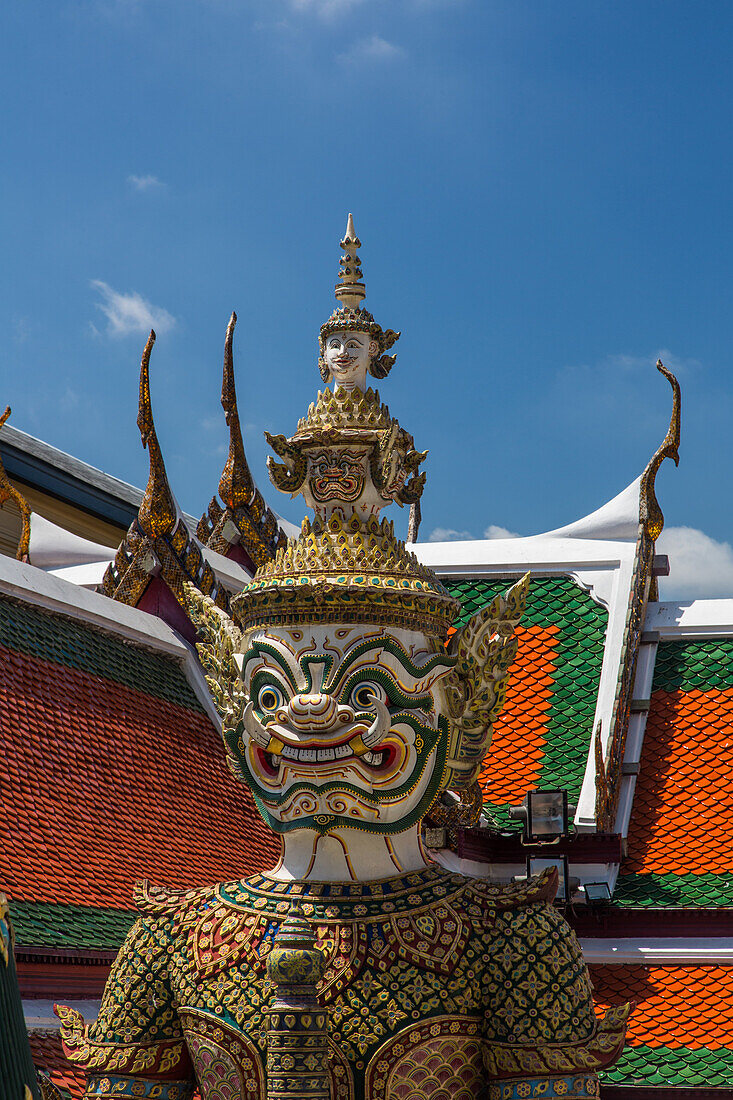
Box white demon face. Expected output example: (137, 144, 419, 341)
(225, 625, 456, 835)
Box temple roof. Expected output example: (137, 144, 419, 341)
(616, 631, 733, 907)
(0, 554, 278, 957)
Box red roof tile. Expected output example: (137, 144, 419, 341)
(1, 643, 278, 911)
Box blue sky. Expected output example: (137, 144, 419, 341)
(3, 0, 733, 597)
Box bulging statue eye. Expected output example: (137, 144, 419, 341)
(257, 685, 285, 713)
(350, 681, 386, 711)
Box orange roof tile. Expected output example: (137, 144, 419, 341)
(478, 625, 555, 806)
(591, 964, 733, 1051)
(625, 687, 733, 874)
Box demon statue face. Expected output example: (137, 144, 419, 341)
(232, 625, 454, 834)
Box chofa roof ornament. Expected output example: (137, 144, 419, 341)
(639, 358, 681, 542)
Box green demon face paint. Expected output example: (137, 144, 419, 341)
(226, 624, 456, 835)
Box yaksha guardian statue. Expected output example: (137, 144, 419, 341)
(58, 217, 628, 1100)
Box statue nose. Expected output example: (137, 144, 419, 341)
(280, 693, 341, 731)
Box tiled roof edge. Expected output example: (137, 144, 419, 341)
(10, 900, 136, 952)
(0, 552, 223, 726)
(0, 553, 187, 657)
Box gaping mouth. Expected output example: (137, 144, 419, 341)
(257, 742, 395, 777)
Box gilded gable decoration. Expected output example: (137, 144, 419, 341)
(100, 330, 228, 614)
(0, 406, 32, 561)
(197, 312, 287, 570)
(595, 359, 681, 830)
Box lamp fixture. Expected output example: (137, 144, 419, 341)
(583, 881, 612, 905)
(510, 789, 572, 844)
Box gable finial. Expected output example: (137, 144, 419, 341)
(0, 407, 31, 560)
(137, 330, 177, 538)
(218, 311, 254, 510)
(639, 359, 681, 541)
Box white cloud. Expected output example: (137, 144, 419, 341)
(337, 34, 405, 64)
(127, 174, 165, 192)
(484, 524, 519, 539)
(91, 280, 176, 338)
(289, 0, 366, 17)
(428, 526, 474, 542)
(656, 526, 733, 601)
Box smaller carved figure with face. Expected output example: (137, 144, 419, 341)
(322, 330, 379, 391)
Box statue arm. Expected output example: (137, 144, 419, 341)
(56, 915, 195, 1098)
(482, 901, 628, 1097)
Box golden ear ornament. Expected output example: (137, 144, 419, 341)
(442, 573, 530, 791)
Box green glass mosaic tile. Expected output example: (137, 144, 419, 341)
(0, 594, 203, 711)
(600, 1042, 733, 1087)
(10, 899, 135, 950)
(445, 576, 608, 826)
(614, 872, 733, 907)
(653, 638, 733, 693)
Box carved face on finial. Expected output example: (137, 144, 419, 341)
(323, 330, 379, 391)
(226, 624, 456, 836)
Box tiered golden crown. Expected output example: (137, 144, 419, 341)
(231, 216, 458, 639)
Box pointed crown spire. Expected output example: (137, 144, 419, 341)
(335, 213, 365, 311)
(319, 214, 400, 383)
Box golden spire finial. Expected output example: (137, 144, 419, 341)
(137, 330, 177, 538)
(0, 406, 31, 560)
(335, 212, 366, 311)
(218, 311, 254, 510)
(639, 358, 681, 541)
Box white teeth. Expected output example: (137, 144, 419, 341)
(278, 743, 354, 764)
(267, 743, 385, 767)
(362, 751, 385, 766)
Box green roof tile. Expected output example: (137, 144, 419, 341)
(600, 1042, 733, 1087)
(653, 637, 733, 692)
(0, 593, 203, 711)
(445, 576, 607, 824)
(10, 900, 136, 951)
(614, 872, 733, 907)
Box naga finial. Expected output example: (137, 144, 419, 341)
(137, 330, 177, 538)
(0, 407, 31, 561)
(218, 311, 254, 511)
(639, 359, 681, 541)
